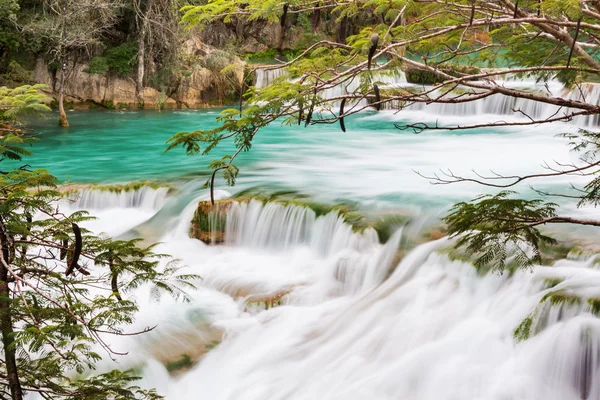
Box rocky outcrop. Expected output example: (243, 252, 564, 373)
(35, 36, 244, 109)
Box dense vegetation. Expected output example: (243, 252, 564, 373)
(0, 86, 196, 399)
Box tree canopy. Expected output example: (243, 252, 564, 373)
(0, 86, 196, 399)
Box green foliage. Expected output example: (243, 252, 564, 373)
(0, 0, 18, 19)
(165, 354, 194, 373)
(514, 311, 535, 342)
(443, 192, 558, 273)
(0, 84, 50, 129)
(406, 69, 441, 85)
(540, 291, 582, 306)
(245, 49, 302, 62)
(2, 60, 34, 84)
(0, 105, 196, 398)
(106, 43, 138, 77)
(85, 56, 109, 75)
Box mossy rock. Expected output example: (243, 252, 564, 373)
(191, 192, 412, 245)
(542, 278, 564, 289)
(165, 354, 194, 374)
(191, 199, 235, 244)
(59, 180, 174, 196)
(244, 290, 289, 312)
(587, 298, 600, 315)
(540, 291, 582, 306)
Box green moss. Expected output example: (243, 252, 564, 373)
(371, 215, 411, 243)
(587, 298, 600, 315)
(117, 102, 129, 109)
(60, 180, 174, 196)
(103, 100, 115, 109)
(204, 340, 220, 351)
(190, 199, 233, 244)
(542, 278, 564, 289)
(406, 69, 441, 85)
(514, 311, 535, 342)
(540, 291, 582, 306)
(165, 354, 193, 373)
(539, 242, 574, 264)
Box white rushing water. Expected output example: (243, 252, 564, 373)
(30, 70, 600, 399)
(254, 67, 600, 127)
(49, 184, 600, 400)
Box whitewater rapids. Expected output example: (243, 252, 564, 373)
(55, 187, 600, 400)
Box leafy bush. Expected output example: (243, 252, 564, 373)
(406, 69, 440, 85)
(406, 66, 481, 85)
(245, 48, 302, 62)
(106, 43, 137, 77)
(3, 60, 33, 83)
(85, 56, 109, 75)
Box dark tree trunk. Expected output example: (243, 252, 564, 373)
(0, 219, 22, 400)
(278, 3, 289, 53)
(311, 8, 320, 33)
(337, 16, 349, 44)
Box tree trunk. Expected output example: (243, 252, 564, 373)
(311, 8, 320, 33)
(277, 4, 289, 53)
(0, 220, 22, 400)
(58, 61, 69, 127)
(135, 19, 147, 105)
(337, 16, 349, 44)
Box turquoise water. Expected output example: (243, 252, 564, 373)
(14, 108, 583, 211)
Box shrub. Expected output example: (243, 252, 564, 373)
(85, 56, 109, 75)
(106, 43, 137, 77)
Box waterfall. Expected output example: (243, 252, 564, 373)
(219, 199, 380, 256)
(61, 186, 169, 211)
(48, 184, 600, 399)
(394, 82, 600, 128)
(254, 68, 288, 88)
(254, 67, 408, 108)
(156, 241, 600, 400)
(255, 66, 600, 127)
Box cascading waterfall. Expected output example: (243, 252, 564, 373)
(254, 67, 408, 108)
(27, 91, 600, 398)
(396, 82, 600, 127)
(136, 231, 600, 400)
(41, 182, 600, 400)
(255, 66, 600, 127)
(222, 199, 379, 256)
(61, 186, 169, 210)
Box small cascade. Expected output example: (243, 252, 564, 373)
(62, 186, 169, 211)
(391, 82, 600, 127)
(222, 199, 379, 256)
(254, 67, 407, 108)
(254, 68, 288, 88)
(255, 66, 600, 126)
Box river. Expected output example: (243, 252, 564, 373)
(19, 73, 600, 399)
